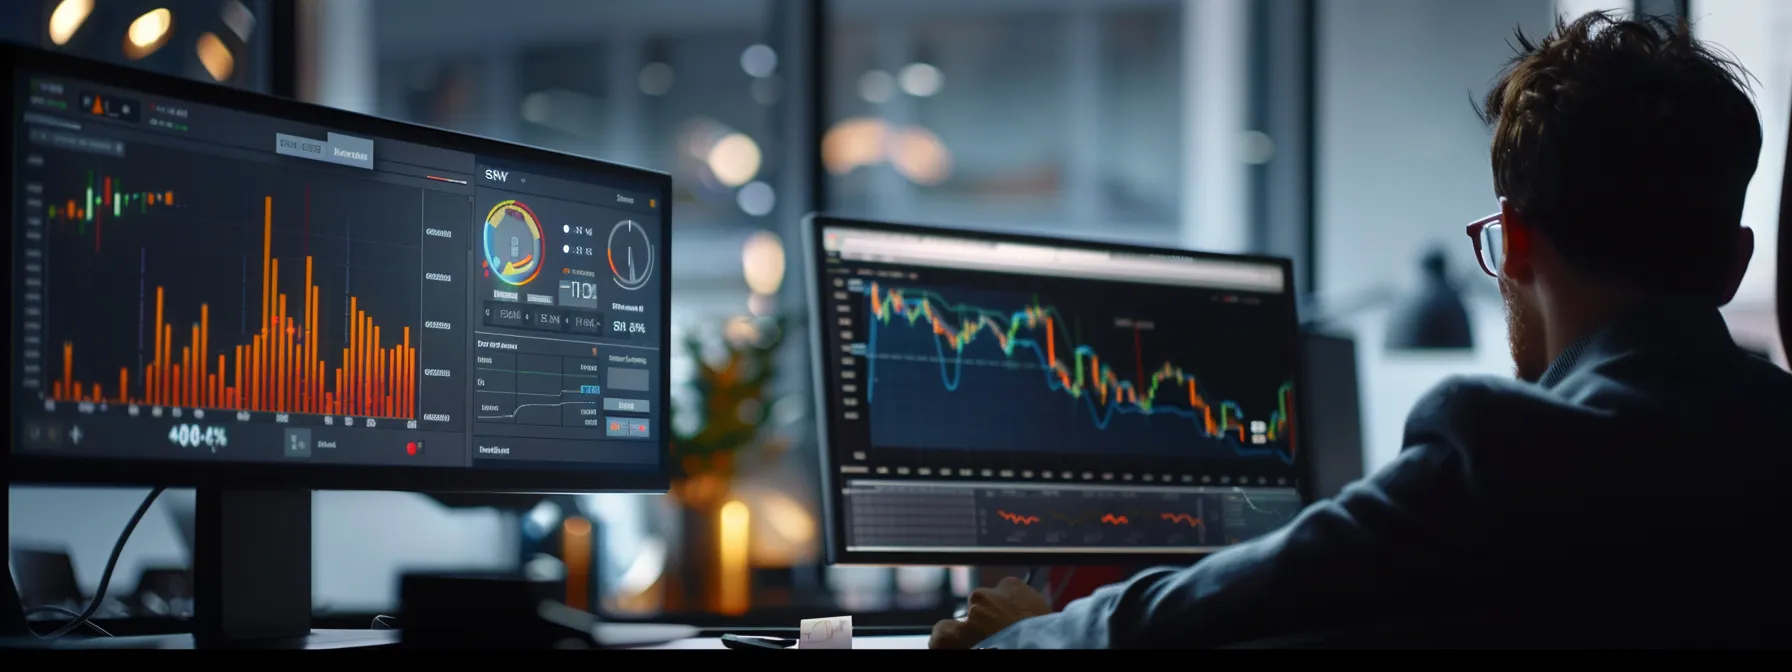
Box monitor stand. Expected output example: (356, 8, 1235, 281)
(190, 488, 390, 648)
(3, 489, 394, 650)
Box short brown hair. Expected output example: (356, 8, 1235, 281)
(1480, 11, 1761, 300)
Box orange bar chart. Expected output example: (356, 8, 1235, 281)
(49, 195, 416, 419)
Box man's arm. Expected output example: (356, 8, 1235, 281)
(974, 438, 1496, 649)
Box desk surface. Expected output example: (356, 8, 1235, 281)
(637, 635, 930, 650)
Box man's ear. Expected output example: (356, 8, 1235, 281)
(1497, 197, 1535, 284)
(1716, 226, 1754, 306)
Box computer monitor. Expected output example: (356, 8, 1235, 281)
(5, 46, 671, 642)
(804, 215, 1310, 566)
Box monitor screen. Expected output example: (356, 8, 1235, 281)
(809, 218, 1307, 564)
(8, 53, 669, 491)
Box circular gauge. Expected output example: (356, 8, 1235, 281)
(607, 220, 655, 291)
(483, 200, 545, 287)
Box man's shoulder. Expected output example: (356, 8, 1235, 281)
(1395, 374, 1606, 469)
(1401, 374, 1578, 437)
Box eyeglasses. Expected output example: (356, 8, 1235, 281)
(1464, 212, 1503, 278)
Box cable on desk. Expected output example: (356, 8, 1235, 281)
(25, 605, 114, 637)
(36, 486, 165, 640)
(371, 614, 398, 629)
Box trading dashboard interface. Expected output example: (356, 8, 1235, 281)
(10, 70, 666, 472)
(814, 223, 1306, 559)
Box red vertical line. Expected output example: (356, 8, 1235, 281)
(261, 197, 272, 358)
(370, 324, 381, 417)
(216, 355, 226, 408)
(1132, 324, 1145, 394)
(74, 382, 83, 401)
(119, 368, 129, 404)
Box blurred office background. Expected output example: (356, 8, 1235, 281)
(7, 0, 1787, 627)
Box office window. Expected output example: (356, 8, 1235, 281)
(825, 0, 1185, 245)
(1314, 0, 1556, 471)
(1692, 0, 1790, 356)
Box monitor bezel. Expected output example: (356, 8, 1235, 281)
(4, 45, 672, 494)
(803, 213, 1315, 566)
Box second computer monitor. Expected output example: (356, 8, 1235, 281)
(806, 216, 1309, 565)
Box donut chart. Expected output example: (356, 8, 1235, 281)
(483, 200, 545, 287)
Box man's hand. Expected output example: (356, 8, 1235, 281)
(930, 576, 1053, 649)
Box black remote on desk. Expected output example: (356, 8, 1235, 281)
(721, 634, 798, 650)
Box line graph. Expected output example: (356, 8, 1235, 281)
(472, 352, 604, 427)
(997, 510, 1040, 525)
(1160, 513, 1203, 528)
(985, 503, 1212, 547)
(967, 488, 1297, 549)
(991, 508, 1197, 528)
(863, 283, 1294, 463)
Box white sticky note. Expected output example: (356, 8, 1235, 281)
(797, 615, 853, 649)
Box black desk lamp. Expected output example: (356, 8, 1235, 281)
(1384, 247, 1475, 350)
(1302, 246, 1478, 352)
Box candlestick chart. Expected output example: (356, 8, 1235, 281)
(33, 145, 423, 421)
(863, 282, 1294, 463)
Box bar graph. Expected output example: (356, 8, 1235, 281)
(47, 195, 417, 420)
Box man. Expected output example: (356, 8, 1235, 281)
(932, 12, 1792, 649)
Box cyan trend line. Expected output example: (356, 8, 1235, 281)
(863, 288, 1294, 464)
